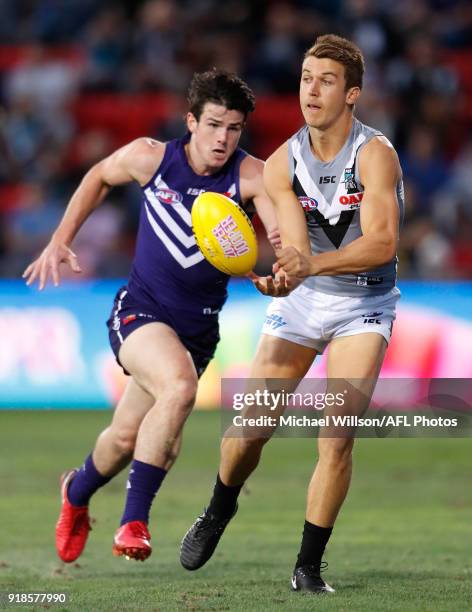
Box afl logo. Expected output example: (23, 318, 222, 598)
(154, 188, 183, 205)
(298, 196, 318, 211)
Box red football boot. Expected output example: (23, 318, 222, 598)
(112, 521, 152, 561)
(55, 470, 91, 563)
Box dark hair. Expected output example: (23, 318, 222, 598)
(305, 34, 365, 90)
(187, 69, 256, 120)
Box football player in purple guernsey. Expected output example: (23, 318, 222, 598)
(23, 69, 284, 563)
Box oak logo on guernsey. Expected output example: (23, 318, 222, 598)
(339, 192, 363, 207)
(153, 187, 183, 205)
(212, 215, 250, 258)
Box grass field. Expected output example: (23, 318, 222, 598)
(0, 410, 471, 611)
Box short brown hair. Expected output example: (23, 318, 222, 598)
(305, 34, 365, 90)
(187, 69, 256, 120)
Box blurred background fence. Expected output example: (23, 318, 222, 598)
(2, 279, 472, 408)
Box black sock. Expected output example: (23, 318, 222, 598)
(207, 473, 242, 518)
(295, 520, 333, 570)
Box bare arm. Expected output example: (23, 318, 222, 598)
(263, 142, 312, 256)
(23, 138, 164, 289)
(240, 153, 292, 296)
(240, 154, 279, 248)
(241, 148, 309, 297)
(277, 137, 401, 277)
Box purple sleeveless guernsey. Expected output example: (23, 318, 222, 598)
(127, 133, 247, 313)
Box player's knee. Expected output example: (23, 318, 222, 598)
(161, 377, 198, 413)
(318, 437, 354, 468)
(237, 436, 269, 454)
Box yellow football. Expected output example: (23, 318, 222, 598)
(192, 192, 258, 275)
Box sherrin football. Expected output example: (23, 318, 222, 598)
(191, 192, 258, 275)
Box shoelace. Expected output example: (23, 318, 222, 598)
(194, 509, 228, 539)
(299, 561, 328, 576)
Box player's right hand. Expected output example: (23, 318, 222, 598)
(22, 241, 82, 290)
(247, 270, 293, 297)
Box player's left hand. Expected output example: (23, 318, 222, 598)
(246, 270, 293, 297)
(275, 246, 311, 278)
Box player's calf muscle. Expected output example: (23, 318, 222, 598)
(162, 438, 180, 468)
(93, 429, 135, 476)
(108, 427, 137, 458)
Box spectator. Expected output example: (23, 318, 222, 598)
(400, 125, 451, 218)
(5, 45, 80, 113)
(129, 0, 188, 92)
(81, 7, 129, 91)
(2, 183, 63, 276)
(245, 3, 301, 93)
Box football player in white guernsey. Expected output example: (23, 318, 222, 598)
(182, 35, 403, 595)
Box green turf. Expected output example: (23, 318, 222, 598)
(0, 411, 471, 611)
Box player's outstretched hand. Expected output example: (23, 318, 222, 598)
(22, 241, 82, 290)
(275, 246, 311, 278)
(247, 270, 294, 297)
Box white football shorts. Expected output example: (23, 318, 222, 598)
(262, 284, 400, 353)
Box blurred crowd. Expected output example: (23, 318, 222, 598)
(0, 0, 471, 279)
